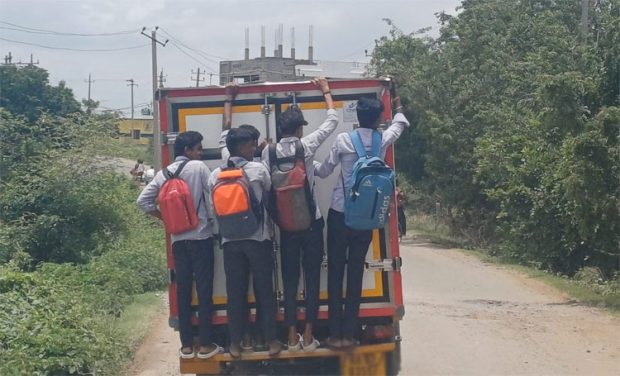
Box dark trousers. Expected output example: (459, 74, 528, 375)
(327, 209, 373, 339)
(223, 239, 277, 344)
(172, 238, 215, 348)
(397, 206, 407, 236)
(280, 218, 324, 327)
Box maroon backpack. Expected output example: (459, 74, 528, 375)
(268, 140, 315, 232)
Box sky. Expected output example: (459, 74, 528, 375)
(0, 0, 462, 117)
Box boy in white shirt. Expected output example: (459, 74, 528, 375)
(261, 78, 337, 351)
(315, 90, 409, 348)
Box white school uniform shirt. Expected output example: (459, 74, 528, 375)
(208, 156, 272, 245)
(261, 108, 339, 220)
(315, 112, 410, 213)
(137, 156, 214, 244)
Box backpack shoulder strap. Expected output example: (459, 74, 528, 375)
(350, 130, 367, 158)
(173, 159, 191, 178)
(370, 130, 382, 157)
(294, 139, 305, 161)
(268, 143, 278, 171)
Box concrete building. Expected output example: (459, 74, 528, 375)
(219, 25, 367, 84)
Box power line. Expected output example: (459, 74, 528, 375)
(159, 27, 228, 62)
(0, 20, 139, 36)
(168, 40, 219, 75)
(0, 36, 149, 52)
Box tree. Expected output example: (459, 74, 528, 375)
(370, 0, 620, 274)
(0, 65, 81, 121)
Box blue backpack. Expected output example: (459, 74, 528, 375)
(344, 130, 395, 230)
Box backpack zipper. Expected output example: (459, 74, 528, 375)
(370, 187, 379, 218)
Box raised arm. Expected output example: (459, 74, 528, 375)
(222, 82, 239, 131)
(381, 82, 410, 148)
(301, 77, 339, 155)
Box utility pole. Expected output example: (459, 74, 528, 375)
(141, 27, 168, 171)
(209, 73, 214, 86)
(191, 68, 205, 87)
(85, 73, 95, 101)
(126, 79, 138, 119)
(3, 52, 12, 65)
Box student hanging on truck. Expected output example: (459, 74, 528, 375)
(261, 77, 337, 351)
(136, 131, 223, 360)
(315, 85, 409, 349)
(209, 127, 283, 358)
(219, 82, 268, 351)
(219, 83, 270, 162)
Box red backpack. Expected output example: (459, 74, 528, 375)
(158, 160, 201, 234)
(268, 140, 315, 232)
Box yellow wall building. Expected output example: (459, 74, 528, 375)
(118, 118, 153, 145)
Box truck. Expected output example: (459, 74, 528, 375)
(157, 78, 404, 375)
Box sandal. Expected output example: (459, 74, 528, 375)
(301, 337, 320, 351)
(287, 333, 302, 352)
(179, 347, 195, 359)
(197, 343, 224, 359)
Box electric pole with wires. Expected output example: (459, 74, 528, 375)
(141, 26, 168, 171)
(191, 68, 205, 87)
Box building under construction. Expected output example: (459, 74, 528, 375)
(219, 25, 367, 84)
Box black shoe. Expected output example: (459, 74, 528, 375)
(268, 340, 283, 356)
(229, 343, 242, 358)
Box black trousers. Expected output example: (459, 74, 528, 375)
(327, 209, 373, 339)
(223, 239, 277, 344)
(280, 218, 324, 327)
(172, 238, 215, 348)
(397, 206, 407, 236)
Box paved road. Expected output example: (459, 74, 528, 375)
(398, 239, 619, 375)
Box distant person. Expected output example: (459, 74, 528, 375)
(209, 127, 282, 358)
(137, 131, 223, 360)
(261, 77, 337, 351)
(315, 85, 410, 348)
(134, 159, 145, 181)
(144, 166, 155, 184)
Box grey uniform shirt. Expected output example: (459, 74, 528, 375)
(261, 108, 339, 220)
(137, 156, 214, 243)
(208, 156, 272, 245)
(315, 112, 410, 213)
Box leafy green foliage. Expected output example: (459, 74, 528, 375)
(0, 65, 81, 122)
(0, 64, 167, 374)
(370, 0, 620, 274)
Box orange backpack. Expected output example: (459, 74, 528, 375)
(211, 160, 262, 239)
(158, 160, 201, 234)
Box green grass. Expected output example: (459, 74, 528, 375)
(99, 137, 152, 165)
(408, 212, 469, 249)
(116, 291, 165, 350)
(408, 213, 620, 313)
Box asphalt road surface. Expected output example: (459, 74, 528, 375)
(129, 239, 620, 375)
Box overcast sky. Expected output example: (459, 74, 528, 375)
(0, 0, 461, 117)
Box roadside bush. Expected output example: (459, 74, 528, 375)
(0, 211, 166, 375)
